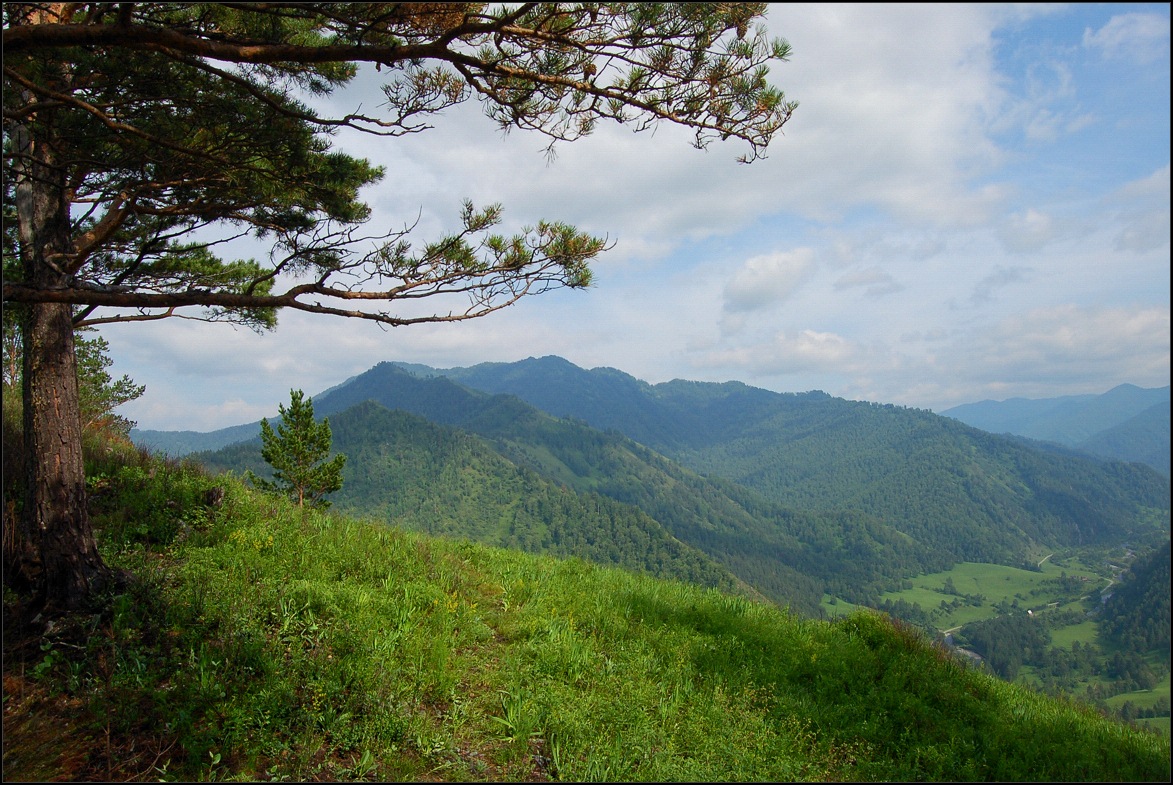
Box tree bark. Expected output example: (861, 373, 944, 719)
(11, 95, 117, 612)
(19, 305, 118, 610)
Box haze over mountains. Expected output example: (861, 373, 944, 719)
(941, 383, 1170, 476)
(134, 357, 1170, 618)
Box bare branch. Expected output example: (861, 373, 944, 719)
(2, 18, 440, 63)
(69, 193, 132, 273)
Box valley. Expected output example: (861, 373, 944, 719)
(135, 356, 1171, 733)
(829, 547, 1170, 735)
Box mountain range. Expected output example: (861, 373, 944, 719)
(137, 357, 1171, 617)
(940, 383, 1169, 476)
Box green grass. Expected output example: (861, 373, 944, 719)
(820, 594, 867, 618)
(1105, 671, 1172, 737)
(1049, 617, 1099, 649)
(5, 441, 1170, 782)
(878, 559, 1116, 632)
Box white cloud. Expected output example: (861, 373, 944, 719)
(95, 5, 1168, 430)
(837, 304, 1168, 411)
(1024, 108, 1063, 143)
(1083, 12, 1171, 64)
(704, 329, 862, 377)
(1007, 302, 1164, 354)
(339, 2, 1024, 251)
(723, 249, 816, 314)
(1064, 113, 1097, 135)
(1114, 165, 1171, 203)
(950, 304, 1170, 390)
(999, 208, 1057, 252)
(1106, 166, 1172, 253)
(833, 267, 904, 297)
(1114, 208, 1171, 254)
(970, 266, 1032, 305)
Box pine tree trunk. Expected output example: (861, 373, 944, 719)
(19, 302, 117, 610)
(11, 90, 118, 611)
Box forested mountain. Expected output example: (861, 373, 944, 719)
(195, 400, 747, 603)
(1076, 402, 1170, 477)
(303, 362, 1171, 577)
(132, 421, 261, 457)
(187, 359, 1169, 615)
(940, 384, 1170, 474)
(194, 381, 922, 615)
(396, 357, 1170, 556)
(1101, 542, 1172, 655)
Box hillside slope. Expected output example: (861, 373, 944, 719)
(6, 440, 1169, 782)
(197, 396, 904, 615)
(399, 358, 1171, 563)
(178, 358, 1170, 610)
(1102, 541, 1172, 655)
(197, 400, 745, 601)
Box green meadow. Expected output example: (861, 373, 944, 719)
(879, 559, 1105, 623)
(847, 553, 1170, 736)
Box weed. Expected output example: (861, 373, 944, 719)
(490, 689, 543, 746)
(341, 748, 378, 779)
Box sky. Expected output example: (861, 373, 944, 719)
(101, 3, 1171, 433)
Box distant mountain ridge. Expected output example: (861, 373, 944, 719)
(173, 357, 1169, 615)
(132, 421, 262, 457)
(400, 354, 832, 452)
(390, 358, 1169, 554)
(1077, 402, 1170, 476)
(940, 384, 1170, 475)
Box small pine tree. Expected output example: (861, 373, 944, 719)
(248, 389, 345, 508)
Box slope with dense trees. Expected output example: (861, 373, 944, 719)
(198, 400, 746, 602)
(197, 366, 966, 613)
(402, 357, 1171, 561)
(1101, 543, 1172, 655)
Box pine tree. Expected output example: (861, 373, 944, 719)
(3, 2, 794, 610)
(249, 390, 346, 509)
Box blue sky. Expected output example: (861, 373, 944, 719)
(103, 3, 1171, 432)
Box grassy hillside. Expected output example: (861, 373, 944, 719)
(131, 360, 1171, 593)
(4, 437, 1170, 782)
(199, 400, 744, 599)
(196, 396, 960, 615)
